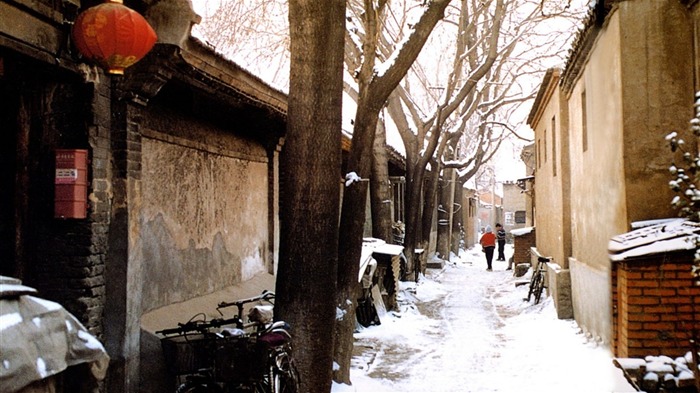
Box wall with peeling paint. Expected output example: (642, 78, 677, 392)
(140, 122, 270, 314)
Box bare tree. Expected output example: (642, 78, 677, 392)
(334, 0, 454, 383)
(194, 0, 290, 90)
(376, 0, 583, 276)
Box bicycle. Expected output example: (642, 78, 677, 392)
(156, 291, 299, 393)
(527, 256, 550, 304)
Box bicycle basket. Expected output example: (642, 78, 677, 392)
(160, 333, 216, 375)
(214, 335, 267, 382)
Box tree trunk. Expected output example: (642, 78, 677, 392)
(276, 2, 345, 393)
(436, 177, 451, 259)
(402, 164, 422, 280)
(334, 104, 382, 383)
(371, 117, 393, 242)
(421, 166, 440, 269)
(452, 180, 464, 255)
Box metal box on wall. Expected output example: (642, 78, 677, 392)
(54, 149, 88, 219)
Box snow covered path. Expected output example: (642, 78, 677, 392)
(334, 247, 637, 392)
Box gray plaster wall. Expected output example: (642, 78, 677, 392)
(139, 128, 270, 314)
(570, 257, 611, 344)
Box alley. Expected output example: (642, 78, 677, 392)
(338, 247, 636, 392)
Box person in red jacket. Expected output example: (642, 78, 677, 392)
(479, 225, 496, 271)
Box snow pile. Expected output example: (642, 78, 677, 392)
(615, 353, 699, 393)
(511, 226, 534, 236)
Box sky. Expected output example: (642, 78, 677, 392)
(330, 244, 637, 393)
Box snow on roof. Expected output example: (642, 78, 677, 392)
(630, 218, 680, 230)
(608, 219, 700, 262)
(511, 226, 534, 236)
(372, 243, 404, 256)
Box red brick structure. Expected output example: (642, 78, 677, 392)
(609, 220, 700, 358)
(511, 227, 536, 264)
(612, 257, 700, 358)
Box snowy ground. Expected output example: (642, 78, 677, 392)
(332, 245, 637, 393)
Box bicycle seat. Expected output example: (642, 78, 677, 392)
(257, 321, 292, 346)
(259, 331, 290, 346)
(221, 327, 246, 337)
(537, 256, 551, 262)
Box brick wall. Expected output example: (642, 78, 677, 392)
(613, 253, 700, 358)
(21, 79, 109, 339)
(512, 228, 536, 264)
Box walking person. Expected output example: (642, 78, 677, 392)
(479, 225, 496, 271)
(496, 223, 506, 261)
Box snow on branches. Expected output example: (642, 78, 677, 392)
(666, 91, 700, 286)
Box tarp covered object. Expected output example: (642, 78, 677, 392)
(0, 276, 109, 393)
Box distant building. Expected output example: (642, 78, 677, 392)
(476, 189, 502, 233)
(501, 181, 529, 241)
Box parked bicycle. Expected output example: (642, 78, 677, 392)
(156, 291, 299, 393)
(527, 256, 550, 304)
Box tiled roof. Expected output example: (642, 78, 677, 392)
(608, 219, 700, 261)
(560, 1, 612, 93)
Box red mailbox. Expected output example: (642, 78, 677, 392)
(55, 149, 88, 219)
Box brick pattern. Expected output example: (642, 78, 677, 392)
(512, 229, 536, 264)
(613, 253, 700, 358)
(25, 81, 109, 339)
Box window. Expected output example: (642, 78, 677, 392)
(544, 129, 547, 163)
(505, 212, 515, 225)
(515, 211, 526, 224)
(582, 90, 588, 152)
(537, 139, 541, 169)
(552, 116, 557, 177)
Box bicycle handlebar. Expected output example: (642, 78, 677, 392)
(217, 290, 275, 310)
(155, 316, 243, 336)
(156, 291, 276, 336)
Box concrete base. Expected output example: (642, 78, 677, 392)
(427, 259, 445, 269)
(530, 248, 573, 320)
(548, 263, 574, 319)
(514, 263, 530, 277)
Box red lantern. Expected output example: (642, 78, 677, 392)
(71, 0, 157, 75)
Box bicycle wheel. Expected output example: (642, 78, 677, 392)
(250, 380, 271, 393)
(527, 271, 543, 302)
(176, 380, 223, 393)
(273, 358, 299, 393)
(533, 272, 545, 304)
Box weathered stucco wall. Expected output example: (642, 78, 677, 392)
(567, 10, 625, 345)
(568, 11, 626, 273)
(694, 3, 700, 91)
(532, 72, 569, 269)
(139, 111, 270, 313)
(618, 1, 694, 224)
(566, 0, 694, 346)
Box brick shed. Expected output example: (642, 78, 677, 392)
(511, 226, 536, 265)
(609, 219, 700, 358)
